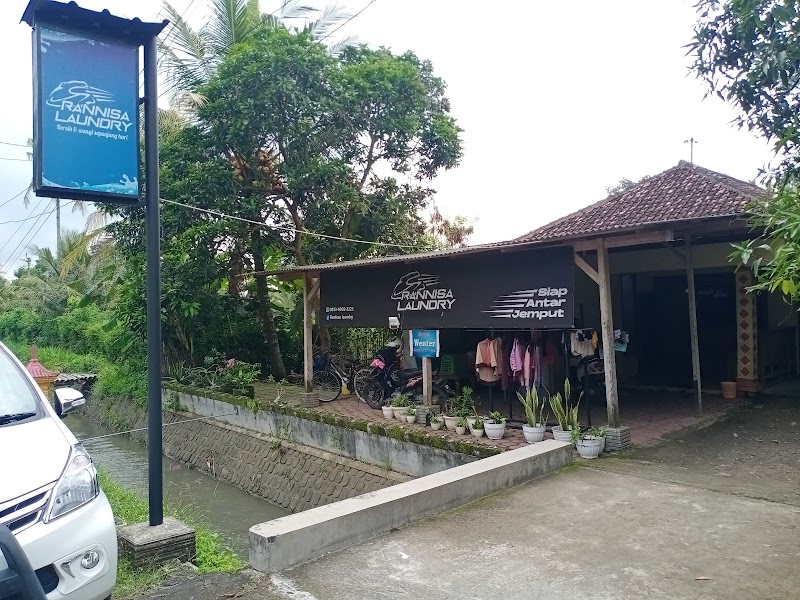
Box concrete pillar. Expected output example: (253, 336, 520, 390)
(735, 271, 761, 393)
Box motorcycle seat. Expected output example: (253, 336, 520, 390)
(398, 369, 423, 382)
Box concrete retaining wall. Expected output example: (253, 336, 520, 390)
(82, 396, 409, 512)
(249, 440, 573, 573)
(169, 390, 479, 477)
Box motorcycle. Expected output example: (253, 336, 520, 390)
(362, 349, 454, 411)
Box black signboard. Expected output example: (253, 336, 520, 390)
(321, 246, 574, 329)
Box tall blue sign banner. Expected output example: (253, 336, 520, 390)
(410, 329, 440, 358)
(33, 26, 139, 202)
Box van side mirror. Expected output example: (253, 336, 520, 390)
(54, 387, 86, 419)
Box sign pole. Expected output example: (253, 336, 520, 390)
(422, 357, 432, 406)
(144, 34, 163, 527)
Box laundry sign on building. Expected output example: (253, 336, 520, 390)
(321, 246, 574, 329)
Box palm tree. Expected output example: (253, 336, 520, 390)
(159, 0, 356, 120)
(155, 0, 356, 378)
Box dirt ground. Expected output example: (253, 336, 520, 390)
(590, 391, 800, 506)
(132, 390, 800, 600)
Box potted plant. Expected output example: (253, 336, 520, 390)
(455, 417, 467, 435)
(405, 406, 417, 424)
(442, 397, 460, 430)
(430, 414, 443, 431)
(549, 380, 580, 443)
(391, 395, 411, 420)
(484, 410, 506, 440)
(517, 386, 547, 443)
(573, 426, 604, 459)
(450, 387, 476, 431)
(221, 358, 261, 399)
(381, 403, 394, 419)
(471, 417, 485, 438)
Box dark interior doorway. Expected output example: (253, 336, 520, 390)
(636, 272, 735, 388)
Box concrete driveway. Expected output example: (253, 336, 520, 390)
(135, 392, 800, 600)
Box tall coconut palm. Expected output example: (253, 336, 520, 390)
(159, 0, 356, 111)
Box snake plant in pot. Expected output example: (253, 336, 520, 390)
(549, 380, 580, 444)
(518, 386, 547, 443)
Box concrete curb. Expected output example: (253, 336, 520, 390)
(249, 440, 573, 573)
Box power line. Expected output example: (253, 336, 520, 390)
(0, 204, 58, 226)
(0, 157, 32, 162)
(141, 0, 201, 88)
(0, 197, 44, 260)
(160, 197, 420, 249)
(0, 199, 51, 275)
(5, 209, 55, 274)
(265, 0, 294, 21)
(0, 141, 30, 149)
(0, 186, 30, 210)
(157, 0, 377, 101)
(310, 0, 377, 46)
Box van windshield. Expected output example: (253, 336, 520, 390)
(0, 347, 40, 426)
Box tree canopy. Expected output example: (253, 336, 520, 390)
(689, 0, 800, 179)
(690, 0, 800, 302)
(107, 19, 466, 376)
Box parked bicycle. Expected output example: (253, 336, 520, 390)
(312, 353, 372, 403)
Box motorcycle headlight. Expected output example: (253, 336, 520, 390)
(45, 444, 99, 522)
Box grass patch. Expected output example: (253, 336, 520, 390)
(3, 339, 147, 408)
(98, 469, 244, 598)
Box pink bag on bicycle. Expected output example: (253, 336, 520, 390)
(370, 358, 385, 369)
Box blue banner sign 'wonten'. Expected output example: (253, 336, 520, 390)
(410, 330, 440, 358)
(33, 26, 139, 202)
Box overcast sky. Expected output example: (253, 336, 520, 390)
(0, 0, 775, 277)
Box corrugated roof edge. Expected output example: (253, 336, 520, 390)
(266, 213, 750, 277)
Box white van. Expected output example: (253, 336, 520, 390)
(0, 341, 116, 600)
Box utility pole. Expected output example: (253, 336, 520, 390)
(684, 137, 698, 164)
(55, 199, 60, 243)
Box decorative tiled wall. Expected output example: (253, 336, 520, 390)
(736, 271, 760, 393)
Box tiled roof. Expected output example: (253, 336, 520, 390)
(25, 345, 59, 379)
(514, 161, 764, 243)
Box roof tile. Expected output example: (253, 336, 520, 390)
(513, 161, 763, 243)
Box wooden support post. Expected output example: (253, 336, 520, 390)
(303, 275, 314, 393)
(596, 240, 621, 428)
(686, 236, 702, 416)
(422, 357, 432, 406)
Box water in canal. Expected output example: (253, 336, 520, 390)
(64, 413, 288, 557)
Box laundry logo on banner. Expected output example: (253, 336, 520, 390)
(47, 80, 134, 135)
(483, 287, 569, 320)
(391, 271, 455, 312)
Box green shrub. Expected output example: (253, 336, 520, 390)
(2, 339, 146, 407)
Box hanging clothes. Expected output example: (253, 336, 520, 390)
(523, 343, 533, 389)
(496, 337, 511, 391)
(475, 338, 499, 383)
(491, 337, 504, 377)
(533, 342, 543, 389)
(570, 331, 595, 357)
(510, 337, 525, 383)
(543, 333, 558, 366)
